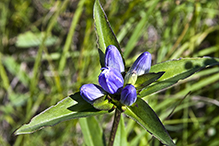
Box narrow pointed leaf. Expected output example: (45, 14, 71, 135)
(93, 0, 121, 52)
(140, 57, 219, 97)
(98, 48, 105, 68)
(14, 92, 108, 135)
(79, 117, 106, 146)
(93, 0, 124, 66)
(135, 72, 165, 90)
(124, 98, 175, 146)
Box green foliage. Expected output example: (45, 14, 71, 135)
(14, 93, 108, 135)
(140, 57, 219, 97)
(1, 0, 219, 145)
(135, 72, 165, 90)
(93, 0, 121, 53)
(93, 96, 114, 111)
(79, 116, 106, 146)
(93, 0, 123, 67)
(125, 98, 175, 146)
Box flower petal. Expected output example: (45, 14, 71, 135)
(80, 84, 106, 104)
(105, 45, 125, 72)
(129, 52, 152, 76)
(99, 67, 124, 94)
(120, 84, 137, 106)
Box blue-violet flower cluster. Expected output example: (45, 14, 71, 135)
(80, 45, 151, 107)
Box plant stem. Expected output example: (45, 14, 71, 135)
(108, 108, 121, 146)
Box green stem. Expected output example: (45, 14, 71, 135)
(108, 108, 121, 146)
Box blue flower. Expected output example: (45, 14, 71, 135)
(80, 84, 106, 104)
(128, 52, 151, 76)
(120, 84, 137, 106)
(105, 45, 125, 73)
(80, 45, 151, 107)
(99, 67, 124, 94)
(80, 45, 125, 105)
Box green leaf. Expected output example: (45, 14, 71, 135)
(135, 72, 165, 90)
(93, 0, 120, 52)
(114, 115, 128, 146)
(14, 92, 108, 135)
(93, 96, 114, 111)
(140, 57, 219, 97)
(79, 117, 106, 146)
(124, 98, 175, 146)
(93, 0, 124, 66)
(16, 31, 57, 48)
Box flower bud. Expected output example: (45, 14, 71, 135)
(105, 45, 125, 72)
(120, 84, 137, 106)
(128, 52, 151, 76)
(80, 84, 106, 104)
(124, 71, 137, 85)
(99, 67, 124, 94)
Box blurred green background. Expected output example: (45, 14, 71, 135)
(1, 0, 219, 145)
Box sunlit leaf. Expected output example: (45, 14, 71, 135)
(93, 0, 124, 67)
(124, 98, 175, 146)
(14, 92, 108, 135)
(93, 96, 114, 111)
(79, 117, 106, 146)
(140, 57, 219, 97)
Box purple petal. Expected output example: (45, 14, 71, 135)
(120, 84, 137, 106)
(105, 45, 125, 72)
(80, 84, 106, 104)
(99, 67, 124, 94)
(129, 52, 152, 76)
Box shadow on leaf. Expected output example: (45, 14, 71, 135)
(68, 92, 101, 112)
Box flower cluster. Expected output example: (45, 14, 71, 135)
(80, 45, 151, 107)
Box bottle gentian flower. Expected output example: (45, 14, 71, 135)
(105, 45, 125, 73)
(80, 84, 106, 104)
(120, 84, 137, 106)
(99, 67, 124, 94)
(128, 52, 152, 76)
(81, 46, 151, 108)
(80, 45, 125, 105)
